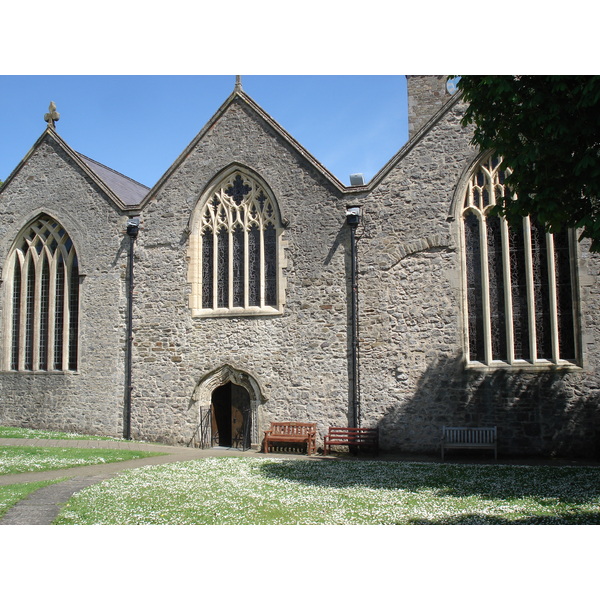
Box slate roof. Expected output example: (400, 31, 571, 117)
(78, 153, 150, 207)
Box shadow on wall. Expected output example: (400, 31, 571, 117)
(378, 353, 600, 459)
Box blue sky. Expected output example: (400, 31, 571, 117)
(0, 75, 408, 188)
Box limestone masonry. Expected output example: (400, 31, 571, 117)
(1, 76, 598, 458)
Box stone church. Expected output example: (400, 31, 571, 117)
(1, 76, 598, 458)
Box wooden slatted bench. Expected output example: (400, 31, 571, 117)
(441, 426, 497, 460)
(323, 427, 379, 455)
(262, 422, 317, 456)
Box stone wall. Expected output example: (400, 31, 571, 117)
(130, 98, 354, 445)
(359, 97, 600, 458)
(0, 134, 129, 437)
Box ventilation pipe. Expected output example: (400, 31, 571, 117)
(124, 217, 140, 440)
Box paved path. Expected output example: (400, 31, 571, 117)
(0, 438, 283, 525)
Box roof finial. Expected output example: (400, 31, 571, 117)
(44, 102, 60, 129)
(235, 75, 243, 92)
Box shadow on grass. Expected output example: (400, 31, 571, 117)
(257, 458, 600, 506)
(406, 511, 600, 525)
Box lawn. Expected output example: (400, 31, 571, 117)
(0, 426, 127, 441)
(54, 456, 600, 525)
(0, 446, 165, 475)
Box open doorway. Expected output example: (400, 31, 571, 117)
(211, 382, 252, 449)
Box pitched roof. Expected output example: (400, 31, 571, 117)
(77, 154, 150, 207)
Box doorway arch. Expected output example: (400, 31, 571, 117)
(211, 382, 251, 448)
(191, 364, 264, 448)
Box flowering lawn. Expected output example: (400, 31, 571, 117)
(54, 456, 600, 525)
(0, 426, 126, 441)
(0, 446, 164, 475)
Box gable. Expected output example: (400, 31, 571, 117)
(0, 128, 147, 212)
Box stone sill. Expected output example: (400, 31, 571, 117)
(465, 360, 582, 373)
(191, 307, 283, 318)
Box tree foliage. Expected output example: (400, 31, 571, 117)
(456, 75, 600, 251)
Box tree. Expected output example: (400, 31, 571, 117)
(456, 76, 600, 251)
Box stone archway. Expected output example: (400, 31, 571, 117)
(191, 365, 265, 447)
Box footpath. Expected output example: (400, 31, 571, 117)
(0, 438, 276, 525)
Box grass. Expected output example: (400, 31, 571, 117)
(54, 456, 600, 525)
(0, 425, 129, 441)
(0, 479, 67, 518)
(0, 446, 165, 475)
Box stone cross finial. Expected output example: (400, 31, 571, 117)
(234, 75, 243, 92)
(44, 102, 60, 129)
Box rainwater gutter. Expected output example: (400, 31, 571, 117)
(124, 217, 140, 440)
(346, 204, 361, 428)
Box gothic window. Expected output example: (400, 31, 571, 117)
(462, 155, 577, 366)
(189, 170, 284, 316)
(5, 215, 79, 371)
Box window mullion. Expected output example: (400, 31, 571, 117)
(32, 251, 42, 371)
(523, 217, 538, 362)
(244, 224, 249, 309)
(212, 229, 218, 310)
(62, 255, 70, 370)
(17, 254, 27, 371)
(47, 251, 57, 370)
(228, 228, 233, 310)
(501, 217, 515, 364)
(546, 232, 560, 362)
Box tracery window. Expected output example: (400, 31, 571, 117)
(5, 215, 79, 371)
(189, 170, 283, 316)
(462, 155, 577, 367)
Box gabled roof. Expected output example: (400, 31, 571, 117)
(141, 88, 349, 207)
(0, 126, 148, 211)
(78, 153, 149, 207)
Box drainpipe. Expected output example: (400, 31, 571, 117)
(124, 217, 140, 440)
(346, 204, 361, 428)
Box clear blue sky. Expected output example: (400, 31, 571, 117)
(0, 75, 408, 188)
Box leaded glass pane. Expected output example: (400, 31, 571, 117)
(509, 220, 531, 360)
(264, 223, 277, 307)
(232, 226, 245, 307)
(68, 256, 79, 371)
(11, 259, 21, 370)
(554, 230, 575, 360)
(202, 230, 213, 309)
(217, 228, 229, 308)
(486, 215, 507, 360)
(248, 224, 260, 307)
(39, 256, 50, 370)
(464, 212, 485, 362)
(530, 219, 552, 359)
(54, 254, 65, 370)
(24, 257, 35, 371)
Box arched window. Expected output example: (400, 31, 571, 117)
(5, 215, 79, 371)
(462, 155, 577, 366)
(189, 170, 284, 316)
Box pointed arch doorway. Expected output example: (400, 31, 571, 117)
(191, 364, 263, 449)
(211, 382, 251, 448)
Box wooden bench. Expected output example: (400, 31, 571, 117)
(441, 426, 497, 460)
(323, 427, 379, 455)
(262, 422, 317, 456)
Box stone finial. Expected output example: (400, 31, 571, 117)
(44, 102, 60, 129)
(234, 75, 243, 92)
